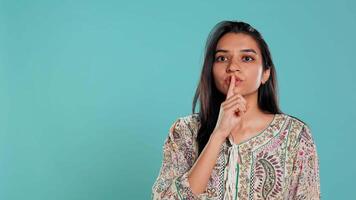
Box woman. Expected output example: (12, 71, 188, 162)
(152, 20, 320, 200)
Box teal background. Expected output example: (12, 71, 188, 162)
(1, 0, 355, 199)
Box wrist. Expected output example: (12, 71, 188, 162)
(210, 130, 227, 144)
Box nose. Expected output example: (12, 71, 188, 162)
(226, 61, 241, 73)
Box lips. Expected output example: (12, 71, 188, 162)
(225, 76, 243, 86)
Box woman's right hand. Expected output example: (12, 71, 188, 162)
(212, 75, 248, 141)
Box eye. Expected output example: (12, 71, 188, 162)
(215, 55, 227, 62)
(242, 56, 254, 62)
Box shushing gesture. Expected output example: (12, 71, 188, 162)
(212, 75, 248, 141)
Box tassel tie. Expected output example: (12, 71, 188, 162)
(223, 135, 240, 200)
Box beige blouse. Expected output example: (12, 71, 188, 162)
(151, 113, 320, 200)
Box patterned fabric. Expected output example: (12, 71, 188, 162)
(151, 113, 320, 200)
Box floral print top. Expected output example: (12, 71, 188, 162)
(151, 113, 320, 200)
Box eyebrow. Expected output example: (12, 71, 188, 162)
(214, 48, 257, 55)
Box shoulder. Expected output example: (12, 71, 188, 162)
(166, 113, 200, 145)
(178, 113, 201, 125)
(280, 113, 311, 132)
(286, 114, 310, 127)
(282, 113, 316, 148)
(163, 114, 200, 157)
(286, 114, 313, 135)
(170, 113, 200, 135)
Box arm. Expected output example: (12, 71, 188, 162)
(289, 124, 321, 199)
(187, 131, 225, 195)
(152, 118, 214, 200)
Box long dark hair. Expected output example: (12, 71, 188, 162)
(192, 20, 283, 156)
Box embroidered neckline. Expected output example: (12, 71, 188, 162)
(226, 113, 282, 147)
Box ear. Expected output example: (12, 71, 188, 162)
(261, 68, 271, 84)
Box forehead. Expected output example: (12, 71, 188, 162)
(215, 33, 261, 54)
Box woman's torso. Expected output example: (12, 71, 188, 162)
(182, 113, 313, 200)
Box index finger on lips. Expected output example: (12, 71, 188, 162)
(226, 76, 235, 100)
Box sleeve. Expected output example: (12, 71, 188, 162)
(151, 117, 206, 200)
(288, 124, 321, 200)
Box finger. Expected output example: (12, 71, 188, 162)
(225, 93, 246, 105)
(237, 104, 247, 113)
(239, 95, 248, 110)
(231, 104, 246, 116)
(226, 76, 235, 100)
(225, 96, 245, 108)
(234, 93, 246, 104)
(226, 101, 246, 112)
(224, 93, 240, 103)
(234, 104, 247, 116)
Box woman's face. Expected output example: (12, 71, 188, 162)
(212, 33, 270, 97)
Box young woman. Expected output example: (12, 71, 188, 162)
(152, 20, 320, 200)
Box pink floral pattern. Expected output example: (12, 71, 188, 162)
(152, 113, 320, 199)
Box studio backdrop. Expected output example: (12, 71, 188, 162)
(1, 0, 355, 199)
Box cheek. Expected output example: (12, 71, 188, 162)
(243, 68, 264, 89)
(212, 65, 223, 79)
(212, 66, 225, 87)
(248, 67, 263, 80)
